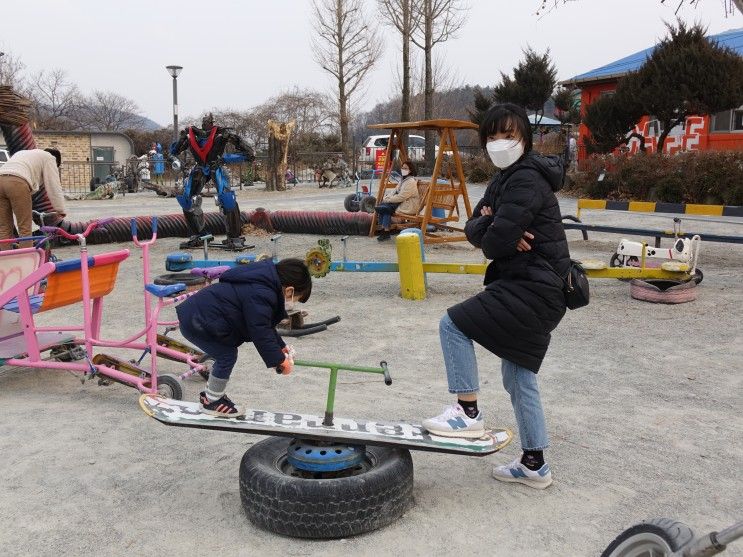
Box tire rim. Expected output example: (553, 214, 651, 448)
(157, 381, 177, 398)
(274, 449, 378, 480)
(607, 532, 674, 557)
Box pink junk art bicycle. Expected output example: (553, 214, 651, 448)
(0, 216, 210, 400)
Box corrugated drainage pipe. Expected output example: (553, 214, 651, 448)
(56, 209, 373, 245)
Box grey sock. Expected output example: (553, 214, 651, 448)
(205, 375, 229, 402)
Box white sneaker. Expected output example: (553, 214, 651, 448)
(421, 404, 485, 438)
(492, 457, 553, 489)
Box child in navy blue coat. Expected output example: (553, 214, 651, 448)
(176, 258, 312, 417)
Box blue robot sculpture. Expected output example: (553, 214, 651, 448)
(170, 113, 255, 250)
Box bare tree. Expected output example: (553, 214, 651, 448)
(29, 69, 80, 130)
(0, 51, 26, 89)
(311, 0, 382, 157)
(411, 0, 468, 167)
(202, 88, 335, 151)
(378, 0, 423, 125)
(77, 90, 143, 131)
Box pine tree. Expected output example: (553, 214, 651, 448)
(584, 22, 743, 154)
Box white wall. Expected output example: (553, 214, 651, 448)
(90, 133, 134, 164)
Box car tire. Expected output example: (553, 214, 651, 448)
(239, 436, 413, 539)
(344, 193, 360, 212)
(359, 196, 376, 213)
(154, 273, 206, 288)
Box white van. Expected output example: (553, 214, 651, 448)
(0, 149, 9, 167)
(359, 134, 427, 163)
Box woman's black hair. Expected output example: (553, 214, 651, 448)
(44, 148, 62, 168)
(275, 258, 312, 302)
(478, 103, 533, 154)
(401, 160, 418, 176)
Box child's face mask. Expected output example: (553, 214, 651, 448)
(401, 168, 410, 176)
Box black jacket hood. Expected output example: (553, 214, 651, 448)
(504, 152, 565, 192)
(219, 260, 285, 311)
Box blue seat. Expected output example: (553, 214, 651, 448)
(166, 252, 193, 264)
(145, 283, 186, 298)
(2, 293, 45, 314)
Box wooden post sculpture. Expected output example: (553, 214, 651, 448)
(266, 119, 295, 192)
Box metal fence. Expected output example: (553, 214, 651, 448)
(58, 145, 488, 195)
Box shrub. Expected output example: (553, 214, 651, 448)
(461, 154, 493, 184)
(570, 151, 743, 204)
(533, 131, 565, 156)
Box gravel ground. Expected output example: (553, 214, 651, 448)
(1, 182, 741, 556)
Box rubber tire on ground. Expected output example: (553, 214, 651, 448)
(359, 195, 376, 213)
(630, 278, 698, 304)
(155, 374, 183, 400)
(239, 436, 413, 539)
(154, 273, 206, 288)
(692, 268, 703, 284)
(344, 193, 360, 212)
(600, 518, 694, 557)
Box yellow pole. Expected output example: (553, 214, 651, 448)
(396, 232, 427, 300)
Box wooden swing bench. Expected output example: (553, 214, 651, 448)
(368, 119, 478, 244)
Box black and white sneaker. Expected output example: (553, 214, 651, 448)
(199, 391, 245, 418)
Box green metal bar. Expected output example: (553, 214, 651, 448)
(294, 360, 391, 427)
(323, 366, 338, 426)
(294, 359, 386, 376)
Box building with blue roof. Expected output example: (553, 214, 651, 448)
(565, 28, 743, 160)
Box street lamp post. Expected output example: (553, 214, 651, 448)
(166, 65, 182, 143)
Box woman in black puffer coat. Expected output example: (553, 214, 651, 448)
(422, 104, 570, 489)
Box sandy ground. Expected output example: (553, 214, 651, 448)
(1, 182, 741, 557)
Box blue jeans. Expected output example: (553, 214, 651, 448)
(375, 202, 400, 228)
(439, 313, 549, 450)
(179, 318, 238, 380)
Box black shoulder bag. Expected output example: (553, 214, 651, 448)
(563, 260, 590, 310)
(541, 257, 590, 310)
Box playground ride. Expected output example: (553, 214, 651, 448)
(343, 171, 378, 213)
(302, 229, 702, 300)
(368, 119, 477, 244)
(565, 199, 743, 246)
(0, 217, 211, 400)
(601, 225, 703, 304)
(601, 517, 743, 557)
(155, 233, 257, 290)
(140, 359, 512, 538)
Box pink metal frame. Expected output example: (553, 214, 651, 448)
(0, 218, 207, 394)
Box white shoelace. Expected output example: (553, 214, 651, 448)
(437, 404, 465, 421)
(504, 457, 523, 469)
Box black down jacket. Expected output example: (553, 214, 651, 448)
(176, 260, 287, 368)
(447, 152, 570, 372)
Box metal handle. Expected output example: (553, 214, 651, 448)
(380, 360, 392, 385)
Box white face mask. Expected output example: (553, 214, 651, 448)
(401, 168, 410, 177)
(486, 139, 524, 169)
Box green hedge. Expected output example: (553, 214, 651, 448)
(570, 151, 743, 205)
